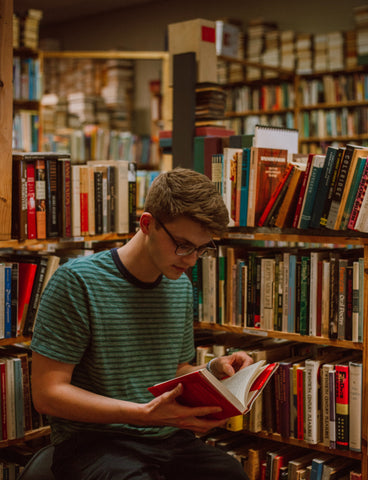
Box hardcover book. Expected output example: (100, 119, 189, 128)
(148, 360, 279, 420)
(247, 147, 288, 227)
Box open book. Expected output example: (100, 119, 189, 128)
(148, 360, 279, 420)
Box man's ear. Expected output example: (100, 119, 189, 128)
(140, 212, 153, 234)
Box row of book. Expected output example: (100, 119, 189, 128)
(193, 246, 364, 343)
(225, 82, 295, 114)
(200, 428, 361, 479)
(0, 253, 60, 339)
(299, 107, 368, 139)
(12, 110, 39, 153)
(12, 152, 137, 241)
(13, 56, 42, 102)
(211, 142, 368, 233)
(197, 342, 363, 453)
(41, 128, 136, 166)
(0, 344, 48, 442)
(298, 73, 368, 107)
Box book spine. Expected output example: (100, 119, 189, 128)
(321, 364, 333, 447)
(292, 154, 314, 228)
(309, 146, 338, 228)
(335, 364, 349, 450)
(10, 263, 18, 338)
(320, 147, 345, 227)
(329, 369, 336, 449)
(337, 259, 348, 340)
(325, 145, 355, 229)
(26, 161, 36, 240)
(296, 366, 305, 440)
(347, 159, 368, 230)
(349, 362, 362, 452)
(304, 359, 321, 444)
(3, 265, 11, 339)
(94, 171, 103, 235)
(128, 162, 137, 233)
(35, 158, 46, 239)
(45, 158, 59, 237)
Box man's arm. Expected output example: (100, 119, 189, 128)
(31, 352, 227, 434)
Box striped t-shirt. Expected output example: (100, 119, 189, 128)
(31, 248, 195, 444)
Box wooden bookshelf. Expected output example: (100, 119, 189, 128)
(195, 228, 368, 477)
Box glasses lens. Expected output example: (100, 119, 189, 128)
(176, 245, 195, 256)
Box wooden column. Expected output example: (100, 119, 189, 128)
(0, 0, 13, 239)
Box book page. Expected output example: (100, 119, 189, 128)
(221, 360, 266, 408)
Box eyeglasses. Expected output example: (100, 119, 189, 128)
(155, 219, 217, 258)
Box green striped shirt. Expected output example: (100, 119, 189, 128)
(31, 248, 195, 444)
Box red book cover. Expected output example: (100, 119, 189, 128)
(296, 366, 305, 440)
(335, 364, 349, 450)
(35, 158, 46, 240)
(248, 147, 288, 227)
(292, 153, 315, 228)
(17, 262, 37, 336)
(79, 166, 89, 236)
(258, 163, 294, 227)
(26, 161, 37, 239)
(148, 360, 279, 420)
(0, 360, 7, 440)
(348, 158, 368, 230)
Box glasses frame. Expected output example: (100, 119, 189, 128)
(155, 219, 217, 258)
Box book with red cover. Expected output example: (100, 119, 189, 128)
(35, 158, 46, 240)
(17, 262, 37, 336)
(148, 360, 279, 420)
(0, 360, 7, 440)
(335, 364, 349, 450)
(26, 161, 36, 240)
(258, 163, 294, 227)
(247, 147, 288, 227)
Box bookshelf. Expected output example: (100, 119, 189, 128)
(220, 56, 368, 154)
(39, 50, 171, 168)
(194, 228, 368, 477)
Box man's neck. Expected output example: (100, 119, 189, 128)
(117, 231, 161, 283)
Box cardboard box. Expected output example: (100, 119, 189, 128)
(168, 18, 217, 83)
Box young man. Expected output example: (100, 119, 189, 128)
(31, 168, 253, 480)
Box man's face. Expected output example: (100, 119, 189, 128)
(149, 216, 214, 280)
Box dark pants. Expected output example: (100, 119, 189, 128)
(52, 430, 249, 480)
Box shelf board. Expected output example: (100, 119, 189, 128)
(0, 233, 133, 250)
(248, 430, 362, 460)
(194, 323, 363, 350)
(299, 100, 368, 110)
(299, 134, 368, 143)
(225, 108, 294, 118)
(221, 227, 368, 246)
(0, 426, 50, 448)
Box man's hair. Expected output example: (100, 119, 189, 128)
(144, 167, 229, 236)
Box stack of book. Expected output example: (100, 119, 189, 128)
(261, 28, 280, 78)
(354, 4, 368, 65)
(327, 31, 345, 71)
(19, 9, 43, 50)
(195, 83, 227, 126)
(280, 30, 296, 71)
(295, 33, 313, 74)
